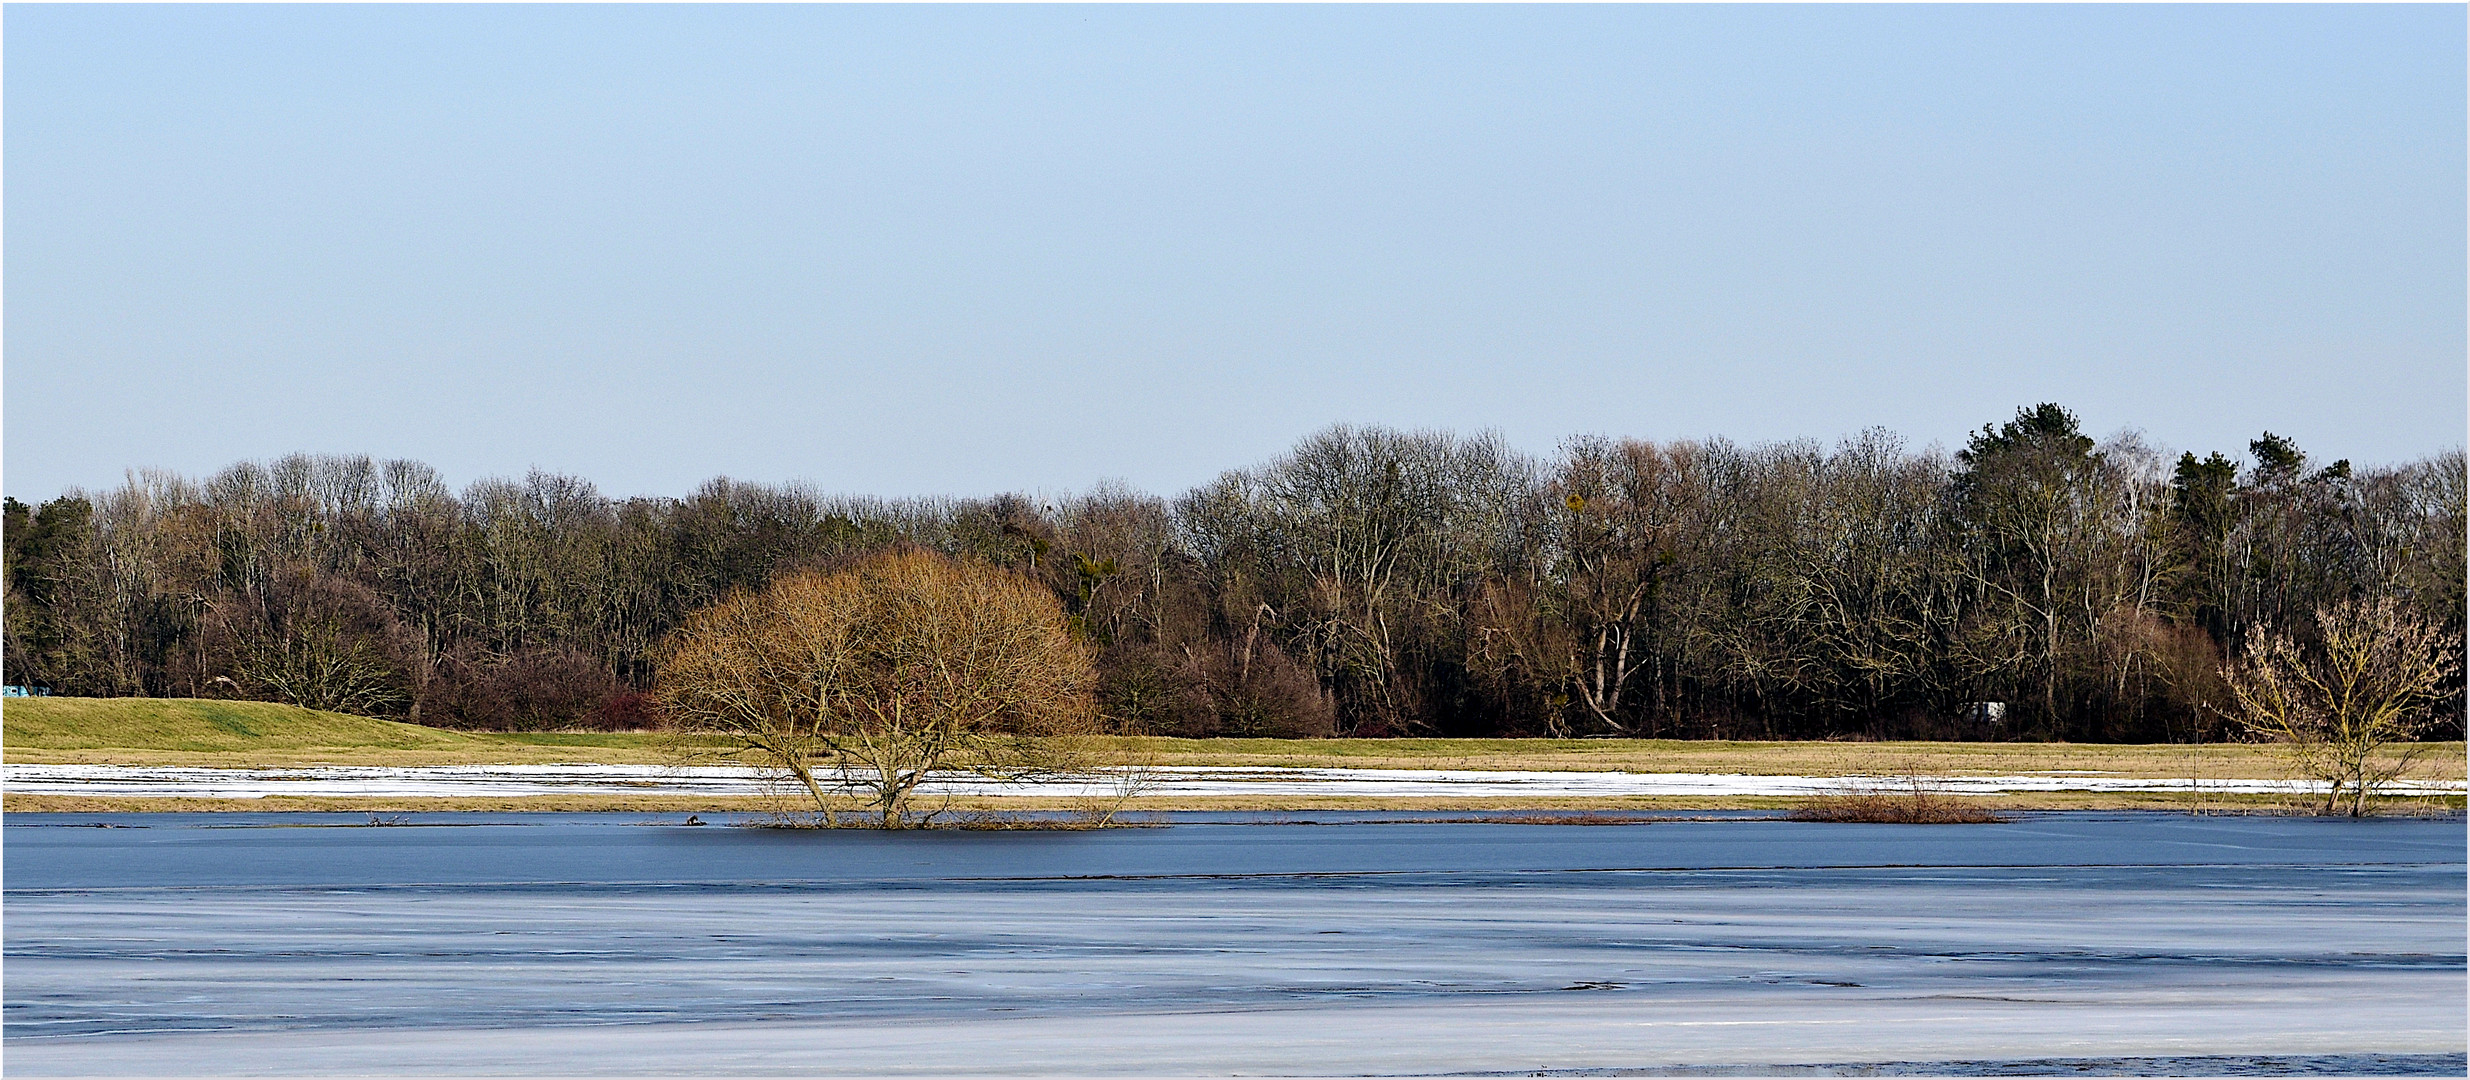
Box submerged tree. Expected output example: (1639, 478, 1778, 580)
(2224, 596, 2461, 816)
(658, 547, 1097, 826)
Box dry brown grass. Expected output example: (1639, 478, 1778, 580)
(1107, 736, 2466, 781)
(19, 733, 2460, 783)
(8, 700, 2460, 784)
(1787, 778, 2011, 824)
(8, 699, 2459, 818)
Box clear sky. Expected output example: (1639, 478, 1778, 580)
(7, 4, 2463, 502)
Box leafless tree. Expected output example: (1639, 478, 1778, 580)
(2225, 596, 2462, 816)
(659, 548, 1097, 827)
(7, 416, 2459, 745)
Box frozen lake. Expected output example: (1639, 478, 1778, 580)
(5, 812, 2463, 1076)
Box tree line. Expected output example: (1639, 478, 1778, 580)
(6, 404, 2461, 742)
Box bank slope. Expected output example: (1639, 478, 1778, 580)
(1, 697, 508, 755)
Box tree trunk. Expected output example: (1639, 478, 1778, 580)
(785, 759, 839, 826)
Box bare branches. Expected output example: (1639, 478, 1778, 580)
(658, 549, 1097, 827)
(5, 421, 2460, 745)
(2225, 597, 2462, 815)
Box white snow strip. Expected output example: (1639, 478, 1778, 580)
(4, 762, 2461, 799)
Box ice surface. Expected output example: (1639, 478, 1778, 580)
(9, 762, 2461, 799)
(4, 814, 2462, 1076)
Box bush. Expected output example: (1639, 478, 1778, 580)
(587, 689, 662, 731)
(1788, 778, 2008, 824)
(660, 548, 1099, 827)
(421, 646, 628, 730)
(214, 572, 416, 716)
(1164, 639, 1335, 738)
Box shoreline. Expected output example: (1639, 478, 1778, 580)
(6, 760, 2462, 816)
(10, 791, 2463, 815)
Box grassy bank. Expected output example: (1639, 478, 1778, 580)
(7, 697, 2462, 803)
(2, 697, 689, 765)
(1101, 736, 2468, 781)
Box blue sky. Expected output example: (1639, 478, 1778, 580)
(7, 4, 2463, 501)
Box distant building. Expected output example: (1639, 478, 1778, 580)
(1963, 701, 2006, 725)
(2, 685, 52, 697)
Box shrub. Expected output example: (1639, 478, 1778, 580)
(1168, 639, 1335, 738)
(421, 646, 626, 730)
(660, 547, 1099, 827)
(1789, 777, 2008, 824)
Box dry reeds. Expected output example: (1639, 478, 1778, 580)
(1788, 776, 2008, 824)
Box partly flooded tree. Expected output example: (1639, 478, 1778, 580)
(658, 548, 1097, 827)
(2225, 596, 2461, 816)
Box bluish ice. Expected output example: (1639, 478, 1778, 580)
(4, 812, 2462, 1076)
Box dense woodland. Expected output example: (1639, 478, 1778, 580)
(6, 405, 2462, 742)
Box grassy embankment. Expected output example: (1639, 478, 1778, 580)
(5, 697, 2461, 814)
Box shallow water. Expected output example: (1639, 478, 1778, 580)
(5, 813, 2462, 1075)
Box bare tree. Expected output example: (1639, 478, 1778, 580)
(1540, 437, 1674, 734)
(224, 571, 411, 715)
(659, 548, 1098, 827)
(8, 418, 2459, 745)
(1178, 424, 1535, 734)
(2225, 596, 2462, 816)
